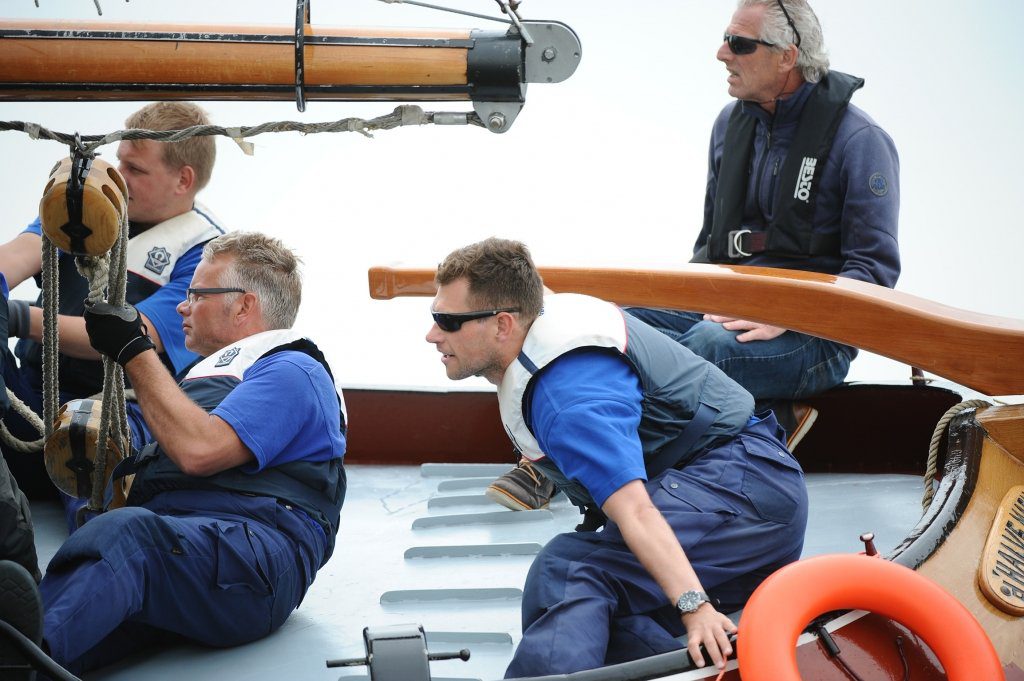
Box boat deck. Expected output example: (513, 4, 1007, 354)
(32, 464, 928, 681)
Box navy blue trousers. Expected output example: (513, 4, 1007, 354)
(39, 490, 324, 674)
(504, 415, 808, 677)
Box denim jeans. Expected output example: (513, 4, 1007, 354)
(623, 307, 854, 403)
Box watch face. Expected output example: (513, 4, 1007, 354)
(676, 590, 707, 613)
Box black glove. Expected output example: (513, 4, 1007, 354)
(7, 299, 31, 339)
(83, 301, 155, 367)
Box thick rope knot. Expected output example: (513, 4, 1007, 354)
(74, 254, 112, 304)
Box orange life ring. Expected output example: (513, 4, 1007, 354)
(736, 553, 1003, 681)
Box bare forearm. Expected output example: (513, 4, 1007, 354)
(611, 494, 705, 603)
(123, 350, 248, 476)
(25, 307, 101, 359)
(603, 479, 736, 668)
(0, 232, 43, 289)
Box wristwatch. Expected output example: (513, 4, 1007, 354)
(675, 590, 711, 614)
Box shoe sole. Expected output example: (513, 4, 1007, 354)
(0, 560, 42, 681)
(484, 486, 549, 511)
(787, 406, 819, 452)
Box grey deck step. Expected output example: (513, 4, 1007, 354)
(405, 543, 542, 559)
(421, 463, 513, 478)
(412, 509, 552, 529)
(428, 494, 500, 509)
(380, 588, 522, 604)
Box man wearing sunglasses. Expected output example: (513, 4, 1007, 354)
(0, 102, 228, 532)
(628, 0, 900, 450)
(0, 232, 346, 677)
(427, 237, 807, 676)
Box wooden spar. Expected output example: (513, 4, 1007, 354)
(368, 264, 1024, 397)
(0, 21, 466, 101)
(0, 18, 579, 107)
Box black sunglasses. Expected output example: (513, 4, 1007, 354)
(723, 33, 774, 55)
(724, 1, 802, 55)
(431, 307, 520, 332)
(185, 287, 246, 305)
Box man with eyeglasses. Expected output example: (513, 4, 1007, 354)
(426, 237, 807, 676)
(628, 0, 900, 452)
(0, 231, 346, 678)
(0, 102, 227, 533)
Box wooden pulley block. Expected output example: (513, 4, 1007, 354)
(44, 398, 130, 507)
(38, 155, 128, 256)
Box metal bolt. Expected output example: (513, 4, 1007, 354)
(487, 113, 506, 131)
(542, 47, 557, 62)
(860, 532, 878, 556)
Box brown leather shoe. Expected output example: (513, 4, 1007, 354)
(485, 459, 557, 511)
(787, 403, 818, 452)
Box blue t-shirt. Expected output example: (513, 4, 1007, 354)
(212, 351, 345, 470)
(23, 217, 202, 375)
(527, 349, 646, 507)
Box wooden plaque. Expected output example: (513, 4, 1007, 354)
(979, 484, 1024, 616)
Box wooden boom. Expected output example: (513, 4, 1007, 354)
(368, 264, 1024, 397)
(0, 18, 579, 115)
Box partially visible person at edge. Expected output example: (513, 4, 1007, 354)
(0, 231, 346, 678)
(0, 283, 41, 585)
(426, 237, 808, 676)
(488, 0, 900, 512)
(0, 101, 227, 531)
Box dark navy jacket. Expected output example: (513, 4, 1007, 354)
(694, 77, 901, 287)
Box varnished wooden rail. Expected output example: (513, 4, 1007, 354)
(368, 264, 1024, 397)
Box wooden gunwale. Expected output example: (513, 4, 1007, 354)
(369, 264, 1024, 396)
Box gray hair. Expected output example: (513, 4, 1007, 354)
(202, 232, 302, 329)
(740, 0, 829, 83)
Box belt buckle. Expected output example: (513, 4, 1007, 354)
(727, 229, 752, 258)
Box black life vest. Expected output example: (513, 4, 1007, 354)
(700, 71, 864, 263)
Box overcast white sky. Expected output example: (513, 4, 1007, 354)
(2, 1, 1022, 391)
